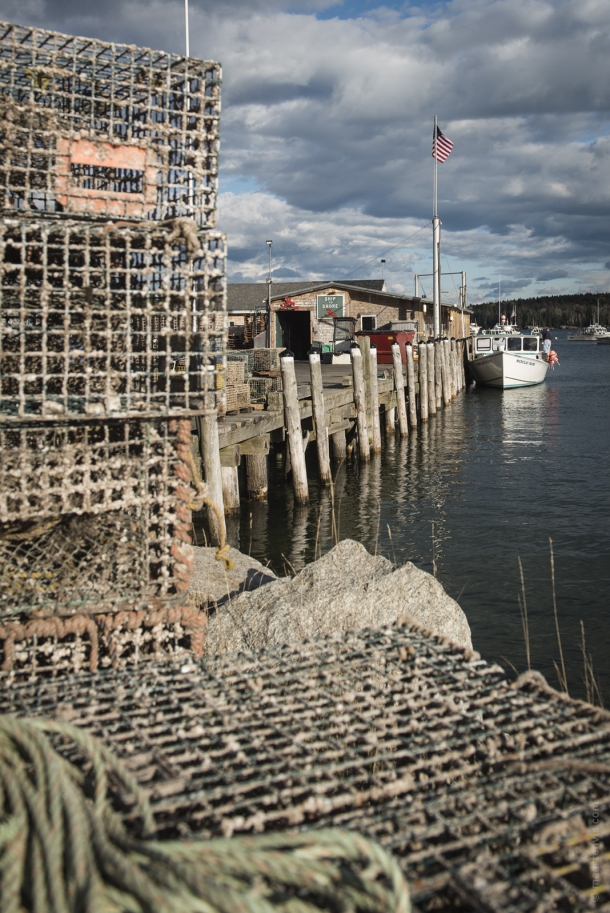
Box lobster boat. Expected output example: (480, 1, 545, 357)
(466, 333, 550, 389)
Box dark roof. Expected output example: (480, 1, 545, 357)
(228, 279, 416, 313)
(227, 279, 471, 314)
(228, 280, 384, 312)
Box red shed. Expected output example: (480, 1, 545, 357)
(354, 329, 415, 364)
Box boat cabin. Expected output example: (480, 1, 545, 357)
(473, 335, 540, 355)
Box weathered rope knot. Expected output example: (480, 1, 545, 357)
(213, 542, 235, 573)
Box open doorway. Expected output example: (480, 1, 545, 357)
(277, 311, 311, 359)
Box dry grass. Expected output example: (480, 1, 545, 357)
(517, 542, 605, 708)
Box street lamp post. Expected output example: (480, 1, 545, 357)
(266, 240, 273, 347)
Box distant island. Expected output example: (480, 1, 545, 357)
(470, 292, 610, 329)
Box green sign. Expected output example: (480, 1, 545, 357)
(317, 294, 344, 318)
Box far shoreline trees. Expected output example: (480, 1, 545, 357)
(470, 293, 610, 329)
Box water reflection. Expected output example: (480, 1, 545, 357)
(211, 336, 609, 702)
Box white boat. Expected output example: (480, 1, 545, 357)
(567, 323, 610, 341)
(529, 326, 542, 335)
(467, 333, 549, 388)
(567, 300, 610, 340)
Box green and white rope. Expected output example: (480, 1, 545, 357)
(0, 715, 410, 913)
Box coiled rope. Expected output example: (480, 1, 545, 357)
(0, 714, 410, 913)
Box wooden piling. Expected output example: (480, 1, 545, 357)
(450, 338, 457, 398)
(351, 345, 370, 461)
(245, 454, 268, 499)
(441, 338, 451, 406)
(280, 352, 309, 503)
(369, 345, 382, 452)
(434, 339, 443, 410)
(391, 342, 409, 437)
(219, 445, 241, 513)
(358, 335, 372, 429)
(331, 428, 347, 461)
(459, 339, 466, 391)
(385, 406, 396, 434)
(426, 341, 436, 416)
(308, 351, 332, 485)
(406, 343, 418, 428)
(418, 341, 429, 422)
(197, 414, 226, 546)
(221, 466, 240, 513)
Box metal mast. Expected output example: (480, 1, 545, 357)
(432, 116, 441, 338)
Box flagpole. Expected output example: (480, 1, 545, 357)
(432, 115, 441, 337)
(433, 115, 438, 220)
(185, 0, 190, 57)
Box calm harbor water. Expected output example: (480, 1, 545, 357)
(225, 331, 610, 701)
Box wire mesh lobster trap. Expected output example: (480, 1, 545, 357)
(1, 622, 609, 912)
(0, 19, 221, 225)
(0, 217, 226, 421)
(0, 417, 195, 619)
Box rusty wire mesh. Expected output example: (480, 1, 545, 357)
(0, 217, 226, 421)
(0, 417, 195, 622)
(0, 19, 221, 225)
(1, 622, 608, 911)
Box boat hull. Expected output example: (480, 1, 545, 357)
(468, 351, 549, 388)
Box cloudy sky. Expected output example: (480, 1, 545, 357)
(3, 0, 610, 303)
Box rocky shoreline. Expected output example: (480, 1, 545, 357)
(187, 538, 472, 654)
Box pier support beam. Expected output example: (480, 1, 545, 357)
(351, 344, 370, 461)
(427, 341, 436, 416)
(418, 341, 429, 423)
(441, 338, 451, 406)
(196, 414, 226, 547)
(219, 445, 240, 513)
(280, 351, 309, 503)
(331, 428, 347, 461)
(450, 338, 457, 398)
(309, 351, 332, 485)
(369, 345, 382, 452)
(406, 343, 418, 429)
(434, 339, 443, 410)
(245, 454, 268, 499)
(221, 466, 240, 513)
(385, 406, 396, 435)
(391, 342, 409, 437)
(358, 335, 372, 431)
(459, 339, 466, 391)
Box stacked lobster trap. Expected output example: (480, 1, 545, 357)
(0, 20, 227, 680)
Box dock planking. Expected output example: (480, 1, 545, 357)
(194, 340, 468, 540)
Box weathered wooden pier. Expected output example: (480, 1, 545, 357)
(196, 336, 469, 542)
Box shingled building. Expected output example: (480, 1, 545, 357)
(228, 280, 471, 357)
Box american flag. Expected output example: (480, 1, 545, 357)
(432, 125, 454, 163)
